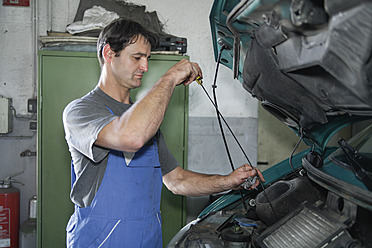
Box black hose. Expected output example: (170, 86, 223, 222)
(199, 45, 279, 219)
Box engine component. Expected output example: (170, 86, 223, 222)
(241, 176, 257, 190)
(255, 203, 360, 248)
(255, 176, 324, 226)
(221, 226, 251, 247)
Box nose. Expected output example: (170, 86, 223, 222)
(139, 58, 148, 72)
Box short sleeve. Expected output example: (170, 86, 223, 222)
(63, 98, 117, 162)
(157, 130, 179, 175)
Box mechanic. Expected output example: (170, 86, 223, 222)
(63, 18, 264, 248)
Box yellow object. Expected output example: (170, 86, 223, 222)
(196, 76, 203, 85)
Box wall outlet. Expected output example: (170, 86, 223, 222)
(29, 120, 37, 131)
(28, 98, 37, 113)
(0, 97, 12, 134)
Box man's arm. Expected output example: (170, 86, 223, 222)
(163, 164, 265, 197)
(96, 59, 202, 153)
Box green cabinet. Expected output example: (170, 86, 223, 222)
(38, 50, 188, 247)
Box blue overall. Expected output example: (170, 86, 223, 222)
(66, 139, 163, 247)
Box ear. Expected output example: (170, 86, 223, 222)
(102, 44, 115, 63)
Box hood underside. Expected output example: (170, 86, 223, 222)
(210, 0, 372, 130)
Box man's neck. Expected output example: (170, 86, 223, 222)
(98, 69, 131, 104)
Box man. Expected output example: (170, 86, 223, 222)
(63, 18, 264, 247)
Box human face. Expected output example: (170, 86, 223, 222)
(110, 35, 151, 90)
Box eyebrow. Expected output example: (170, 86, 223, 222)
(132, 52, 151, 59)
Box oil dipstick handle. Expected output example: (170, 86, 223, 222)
(196, 76, 203, 85)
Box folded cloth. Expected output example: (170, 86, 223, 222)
(66, 6, 119, 35)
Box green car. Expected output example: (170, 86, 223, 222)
(168, 0, 372, 247)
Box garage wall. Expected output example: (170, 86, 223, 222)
(0, 0, 258, 224)
(1, 1, 40, 225)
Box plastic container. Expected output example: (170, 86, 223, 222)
(19, 196, 37, 248)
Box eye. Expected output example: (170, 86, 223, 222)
(134, 57, 141, 61)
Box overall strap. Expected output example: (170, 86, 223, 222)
(105, 105, 114, 114)
(70, 160, 76, 189)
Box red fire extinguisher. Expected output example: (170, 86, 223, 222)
(0, 171, 23, 248)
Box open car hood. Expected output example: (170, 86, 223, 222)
(167, 4, 372, 246)
(210, 0, 372, 130)
(207, 0, 372, 214)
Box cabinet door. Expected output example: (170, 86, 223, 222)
(38, 51, 101, 247)
(38, 51, 188, 247)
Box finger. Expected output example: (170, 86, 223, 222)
(256, 169, 265, 183)
(241, 163, 251, 172)
(189, 62, 202, 80)
(181, 64, 198, 86)
(192, 63, 202, 78)
(243, 166, 265, 183)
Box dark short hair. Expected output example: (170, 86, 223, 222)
(97, 18, 158, 67)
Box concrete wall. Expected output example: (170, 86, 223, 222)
(1, 1, 39, 225)
(0, 0, 258, 225)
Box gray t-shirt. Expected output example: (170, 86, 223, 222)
(63, 86, 179, 208)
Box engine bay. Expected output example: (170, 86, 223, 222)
(173, 170, 372, 248)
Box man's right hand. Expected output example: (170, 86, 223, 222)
(162, 59, 203, 87)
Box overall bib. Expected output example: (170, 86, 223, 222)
(66, 139, 163, 247)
